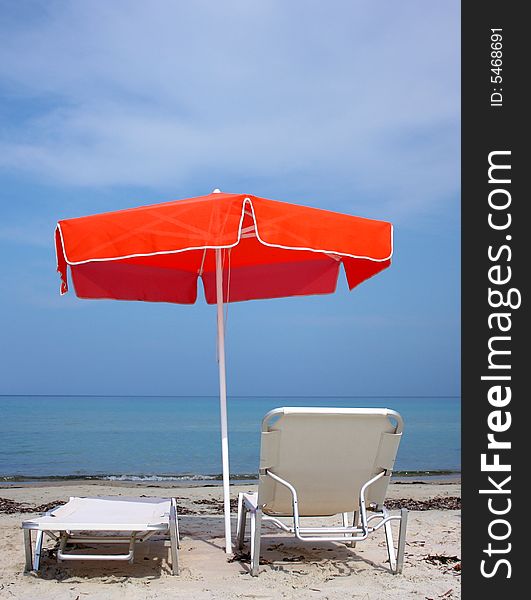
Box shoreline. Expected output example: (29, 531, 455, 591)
(0, 473, 461, 489)
(0, 469, 461, 485)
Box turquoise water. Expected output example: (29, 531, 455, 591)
(0, 396, 460, 480)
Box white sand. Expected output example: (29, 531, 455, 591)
(0, 480, 461, 599)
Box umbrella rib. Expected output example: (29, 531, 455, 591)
(198, 248, 207, 276)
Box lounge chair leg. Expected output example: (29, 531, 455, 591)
(342, 512, 350, 546)
(171, 499, 181, 549)
(33, 531, 44, 572)
(236, 493, 247, 551)
(23, 529, 33, 572)
(250, 508, 262, 577)
(384, 520, 397, 573)
(396, 509, 408, 574)
(128, 533, 136, 565)
(169, 510, 180, 575)
(58, 533, 67, 562)
(350, 511, 359, 548)
(175, 519, 181, 550)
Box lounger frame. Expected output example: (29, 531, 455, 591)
(22, 497, 180, 575)
(236, 408, 408, 576)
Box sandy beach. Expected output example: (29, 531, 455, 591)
(0, 479, 461, 599)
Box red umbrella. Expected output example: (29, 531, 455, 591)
(55, 189, 393, 552)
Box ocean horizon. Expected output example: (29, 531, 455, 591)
(0, 395, 460, 482)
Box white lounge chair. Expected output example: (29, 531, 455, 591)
(236, 407, 408, 576)
(22, 496, 180, 575)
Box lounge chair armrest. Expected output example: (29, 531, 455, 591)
(359, 470, 388, 529)
(264, 470, 299, 504)
(263, 470, 302, 531)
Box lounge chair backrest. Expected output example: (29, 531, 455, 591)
(258, 408, 403, 517)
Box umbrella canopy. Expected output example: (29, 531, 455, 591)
(54, 190, 393, 553)
(55, 191, 392, 304)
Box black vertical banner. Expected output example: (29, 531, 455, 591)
(462, 2, 526, 597)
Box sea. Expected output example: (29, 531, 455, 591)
(0, 396, 460, 483)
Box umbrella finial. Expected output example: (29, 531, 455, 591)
(213, 188, 221, 193)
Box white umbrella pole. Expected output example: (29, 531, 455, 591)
(215, 248, 232, 554)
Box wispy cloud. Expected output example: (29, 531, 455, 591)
(0, 221, 55, 247)
(0, 1, 459, 223)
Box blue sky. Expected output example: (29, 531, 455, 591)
(0, 1, 460, 397)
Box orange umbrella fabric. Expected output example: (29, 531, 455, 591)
(55, 192, 393, 303)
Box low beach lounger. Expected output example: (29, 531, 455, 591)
(236, 407, 408, 576)
(22, 496, 180, 575)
